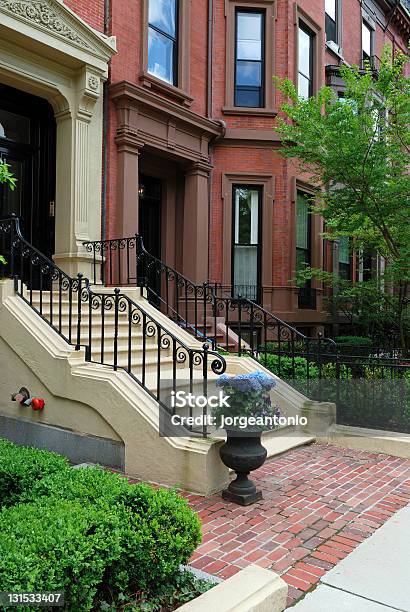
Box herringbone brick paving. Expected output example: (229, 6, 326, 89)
(180, 443, 410, 607)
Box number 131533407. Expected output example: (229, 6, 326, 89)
(0, 593, 64, 607)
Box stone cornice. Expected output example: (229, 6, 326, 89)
(110, 81, 223, 138)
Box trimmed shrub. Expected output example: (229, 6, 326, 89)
(0, 438, 69, 508)
(0, 499, 122, 611)
(335, 336, 373, 346)
(19, 466, 202, 595)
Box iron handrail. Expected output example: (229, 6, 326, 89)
(0, 215, 226, 436)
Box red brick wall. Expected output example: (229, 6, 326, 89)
(69, 0, 407, 322)
(64, 0, 105, 32)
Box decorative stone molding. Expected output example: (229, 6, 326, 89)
(0, 0, 116, 61)
(88, 75, 99, 91)
(0, 0, 90, 47)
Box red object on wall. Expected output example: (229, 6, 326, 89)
(31, 398, 45, 411)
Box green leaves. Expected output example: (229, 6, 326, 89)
(275, 48, 410, 271)
(0, 159, 16, 190)
(0, 442, 203, 610)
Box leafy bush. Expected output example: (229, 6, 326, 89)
(18, 466, 202, 595)
(0, 498, 122, 611)
(98, 569, 214, 611)
(259, 353, 319, 380)
(0, 438, 69, 508)
(335, 336, 373, 346)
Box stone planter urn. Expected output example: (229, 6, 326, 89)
(220, 427, 267, 506)
(213, 371, 279, 506)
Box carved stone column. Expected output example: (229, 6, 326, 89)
(53, 68, 103, 277)
(183, 161, 212, 283)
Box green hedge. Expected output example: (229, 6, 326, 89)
(0, 499, 121, 611)
(20, 467, 202, 594)
(335, 336, 373, 346)
(0, 439, 69, 508)
(0, 444, 202, 610)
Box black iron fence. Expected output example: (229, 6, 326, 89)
(0, 216, 226, 436)
(82, 233, 410, 434)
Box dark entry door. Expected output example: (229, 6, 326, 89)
(0, 84, 56, 262)
(138, 174, 162, 303)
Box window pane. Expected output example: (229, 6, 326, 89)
(237, 12, 262, 60)
(235, 88, 261, 107)
(325, 13, 336, 42)
(298, 27, 311, 77)
(148, 27, 174, 83)
(325, 0, 336, 20)
(362, 21, 371, 57)
(0, 110, 30, 144)
(233, 245, 258, 292)
(237, 40, 262, 61)
(148, 0, 176, 37)
(298, 74, 310, 99)
(234, 187, 259, 244)
(296, 193, 309, 249)
(236, 60, 262, 86)
(339, 237, 350, 264)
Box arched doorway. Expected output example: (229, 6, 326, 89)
(0, 84, 56, 258)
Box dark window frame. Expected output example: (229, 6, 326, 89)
(297, 22, 314, 98)
(148, 0, 179, 87)
(325, 0, 337, 44)
(362, 18, 374, 65)
(231, 184, 263, 303)
(234, 8, 265, 108)
(296, 190, 315, 309)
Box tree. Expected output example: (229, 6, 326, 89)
(274, 48, 410, 347)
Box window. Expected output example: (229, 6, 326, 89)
(296, 191, 315, 309)
(232, 186, 261, 301)
(234, 11, 264, 108)
(148, 0, 178, 85)
(338, 236, 351, 279)
(362, 19, 373, 64)
(298, 24, 314, 99)
(325, 0, 337, 44)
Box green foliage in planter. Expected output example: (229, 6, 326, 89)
(98, 569, 215, 611)
(19, 466, 202, 595)
(0, 438, 69, 508)
(0, 498, 122, 611)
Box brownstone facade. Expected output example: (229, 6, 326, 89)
(2, 0, 408, 335)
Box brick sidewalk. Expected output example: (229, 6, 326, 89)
(181, 443, 410, 608)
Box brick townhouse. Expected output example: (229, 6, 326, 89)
(0, 0, 409, 336)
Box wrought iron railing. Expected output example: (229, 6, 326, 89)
(0, 216, 226, 437)
(83, 234, 334, 377)
(84, 235, 218, 347)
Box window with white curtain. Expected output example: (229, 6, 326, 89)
(232, 186, 261, 300)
